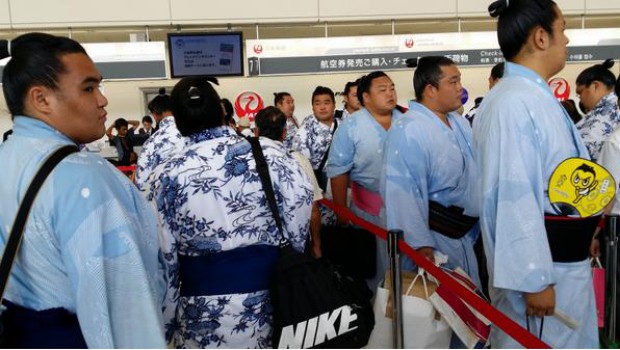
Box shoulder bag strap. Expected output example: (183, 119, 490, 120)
(316, 118, 338, 175)
(247, 137, 285, 239)
(0, 145, 79, 300)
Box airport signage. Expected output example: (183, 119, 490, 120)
(0, 41, 166, 81)
(246, 28, 620, 76)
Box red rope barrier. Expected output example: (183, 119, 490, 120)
(319, 198, 551, 349)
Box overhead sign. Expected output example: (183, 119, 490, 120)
(0, 41, 166, 81)
(246, 28, 620, 76)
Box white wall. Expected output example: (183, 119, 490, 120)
(2, 0, 620, 28)
(9, 0, 171, 27)
(0, 0, 10, 29)
(0, 61, 601, 139)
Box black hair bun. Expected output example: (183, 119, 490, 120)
(205, 76, 219, 85)
(158, 87, 166, 95)
(488, 0, 508, 18)
(0, 40, 9, 59)
(603, 58, 615, 69)
(406, 57, 419, 68)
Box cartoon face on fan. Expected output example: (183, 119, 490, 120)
(548, 157, 616, 217)
(570, 163, 597, 203)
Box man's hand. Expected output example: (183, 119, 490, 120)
(311, 242, 322, 259)
(524, 286, 555, 317)
(336, 215, 349, 227)
(417, 246, 435, 263)
(590, 237, 600, 258)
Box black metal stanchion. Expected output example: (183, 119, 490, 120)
(388, 229, 404, 349)
(606, 214, 618, 343)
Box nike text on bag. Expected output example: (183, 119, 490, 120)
(278, 305, 358, 348)
(271, 245, 375, 349)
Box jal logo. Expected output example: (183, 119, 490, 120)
(404, 38, 414, 48)
(253, 44, 263, 54)
(234, 91, 264, 121)
(548, 77, 570, 102)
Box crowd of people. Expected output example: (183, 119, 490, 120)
(0, 0, 619, 348)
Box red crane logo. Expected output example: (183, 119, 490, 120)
(234, 91, 265, 121)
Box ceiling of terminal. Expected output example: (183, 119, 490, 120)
(0, 14, 618, 43)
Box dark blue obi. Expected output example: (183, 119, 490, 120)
(1, 300, 87, 348)
(179, 244, 279, 296)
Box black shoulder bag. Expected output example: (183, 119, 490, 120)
(314, 118, 338, 193)
(247, 137, 374, 349)
(0, 145, 86, 348)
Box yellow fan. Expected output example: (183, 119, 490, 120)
(548, 158, 616, 217)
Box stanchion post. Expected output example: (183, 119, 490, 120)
(606, 214, 618, 343)
(388, 229, 404, 349)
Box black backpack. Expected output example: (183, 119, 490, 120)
(247, 137, 374, 349)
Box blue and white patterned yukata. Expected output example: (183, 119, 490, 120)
(576, 92, 620, 162)
(283, 116, 301, 149)
(291, 114, 337, 170)
(135, 116, 186, 191)
(147, 126, 313, 348)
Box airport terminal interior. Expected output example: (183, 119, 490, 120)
(0, 0, 620, 348)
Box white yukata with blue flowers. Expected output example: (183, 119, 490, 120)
(576, 92, 620, 162)
(146, 126, 313, 349)
(283, 116, 301, 149)
(0, 116, 167, 348)
(326, 107, 405, 289)
(291, 114, 337, 171)
(135, 115, 186, 191)
(292, 114, 338, 224)
(382, 102, 480, 287)
(474, 62, 598, 348)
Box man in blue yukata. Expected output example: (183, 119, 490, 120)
(382, 56, 481, 288)
(327, 71, 406, 291)
(0, 33, 166, 348)
(474, 0, 598, 347)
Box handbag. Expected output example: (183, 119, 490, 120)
(592, 257, 605, 328)
(366, 269, 452, 348)
(0, 145, 82, 348)
(247, 137, 375, 348)
(428, 267, 491, 349)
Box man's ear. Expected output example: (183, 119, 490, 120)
(423, 84, 437, 101)
(362, 92, 371, 106)
(532, 26, 550, 51)
(24, 85, 54, 116)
